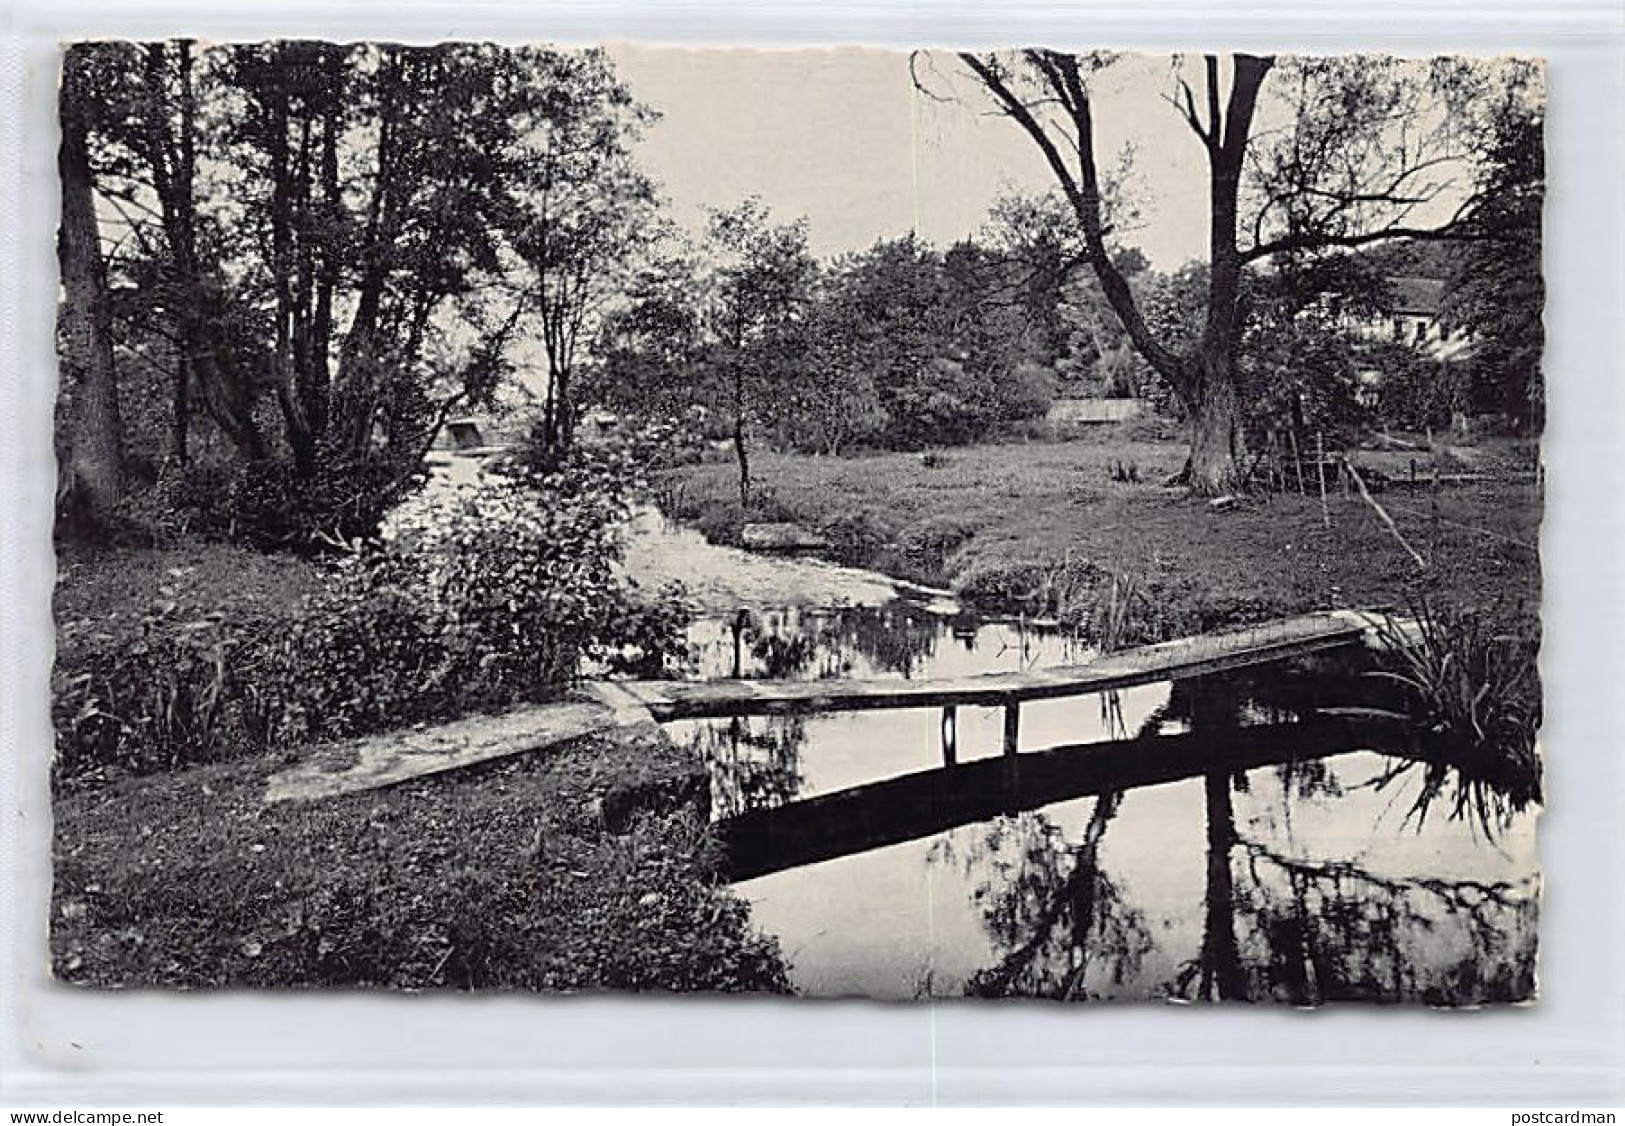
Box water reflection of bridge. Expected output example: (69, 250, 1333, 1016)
(643, 608, 1535, 1004)
(716, 718, 1401, 881)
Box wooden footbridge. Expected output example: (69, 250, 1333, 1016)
(267, 609, 1399, 805)
(607, 609, 1389, 763)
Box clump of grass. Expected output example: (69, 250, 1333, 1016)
(1107, 458, 1142, 484)
(1090, 567, 1146, 654)
(1362, 600, 1542, 834)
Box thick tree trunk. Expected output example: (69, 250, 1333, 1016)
(1183, 54, 1267, 496)
(960, 51, 1272, 499)
(1188, 346, 1246, 494)
(57, 52, 124, 525)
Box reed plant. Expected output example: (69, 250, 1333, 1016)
(1360, 599, 1542, 834)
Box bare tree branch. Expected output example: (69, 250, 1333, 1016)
(957, 50, 1186, 382)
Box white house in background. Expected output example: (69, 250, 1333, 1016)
(1350, 275, 1473, 362)
(1350, 275, 1474, 413)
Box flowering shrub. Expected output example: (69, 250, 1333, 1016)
(54, 460, 691, 788)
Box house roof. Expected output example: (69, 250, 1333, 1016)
(1389, 275, 1445, 317)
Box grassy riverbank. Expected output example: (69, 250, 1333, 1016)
(51, 468, 792, 993)
(52, 721, 790, 992)
(657, 428, 1543, 643)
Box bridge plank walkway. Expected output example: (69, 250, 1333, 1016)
(263, 610, 1389, 803)
(620, 610, 1377, 721)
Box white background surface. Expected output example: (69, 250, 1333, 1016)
(2, 0, 1622, 1106)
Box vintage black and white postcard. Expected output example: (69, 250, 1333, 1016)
(50, 41, 1543, 1003)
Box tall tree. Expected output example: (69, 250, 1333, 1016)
(591, 241, 709, 418)
(507, 48, 657, 461)
(57, 46, 125, 526)
(60, 39, 654, 546)
(703, 200, 817, 506)
(823, 235, 952, 449)
(231, 41, 349, 474)
(953, 52, 1514, 493)
(1442, 76, 1545, 431)
(89, 39, 270, 463)
(225, 42, 549, 479)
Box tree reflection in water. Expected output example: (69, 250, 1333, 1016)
(684, 714, 809, 821)
(949, 664, 1539, 1005)
(693, 604, 950, 682)
(686, 610, 1538, 1003)
(684, 604, 955, 821)
(1172, 768, 1539, 1005)
(929, 795, 1155, 1000)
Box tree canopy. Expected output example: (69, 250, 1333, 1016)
(57, 40, 654, 544)
(947, 51, 1544, 491)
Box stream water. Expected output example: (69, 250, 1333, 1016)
(630, 513, 1541, 1005)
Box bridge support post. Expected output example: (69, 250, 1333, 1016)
(941, 706, 958, 767)
(1003, 702, 1020, 758)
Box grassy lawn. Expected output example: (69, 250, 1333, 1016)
(51, 722, 789, 993)
(658, 427, 1543, 641)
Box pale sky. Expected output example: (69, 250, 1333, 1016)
(605, 45, 1214, 269)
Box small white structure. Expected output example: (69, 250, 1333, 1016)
(1046, 397, 1145, 426)
(576, 408, 621, 446)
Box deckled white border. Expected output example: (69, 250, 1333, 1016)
(3, 0, 1622, 1107)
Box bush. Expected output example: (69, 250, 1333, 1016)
(993, 360, 1059, 424)
(104, 459, 233, 546)
(1362, 600, 1542, 834)
(53, 460, 691, 789)
(897, 514, 980, 580)
(1109, 412, 1184, 444)
(954, 552, 1105, 619)
(94, 450, 430, 554)
(818, 509, 893, 570)
(662, 483, 797, 549)
(55, 596, 277, 781)
(231, 454, 426, 552)
(880, 358, 986, 450)
(1364, 342, 1468, 432)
